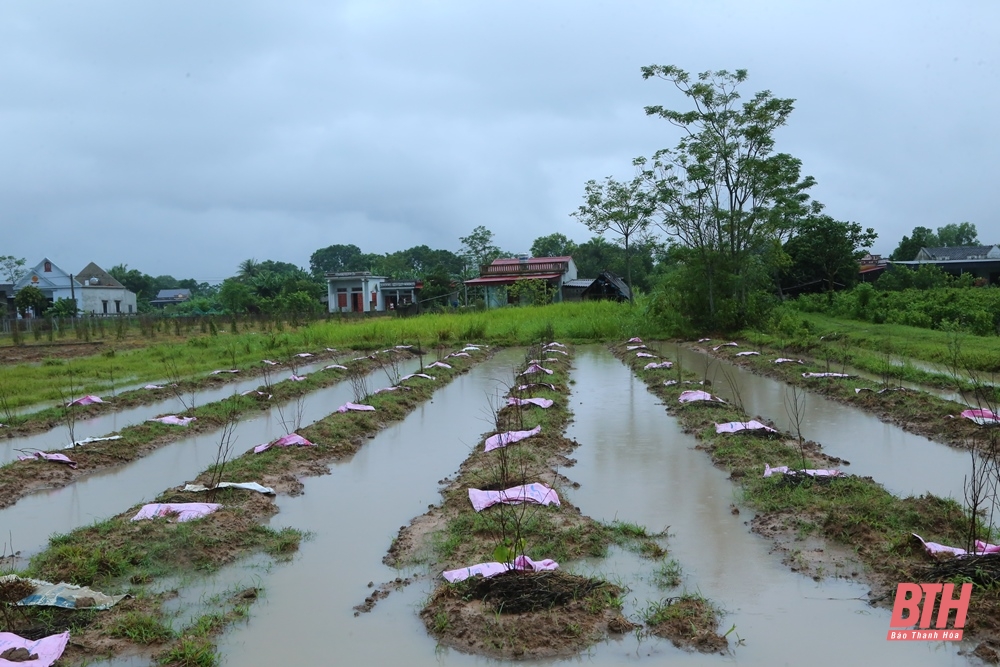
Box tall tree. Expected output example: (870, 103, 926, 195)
(530, 233, 578, 258)
(571, 176, 654, 303)
(0, 256, 27, 284)
(309, 244, 367, 278)
(109, 264, 156, 302)
(639, 65, 817, 328)
(14, 285, 47, 317)
(936, 222, 979, 247)
(459, 226, 502, 270)
(782, 216, 877, 291)
(889, 226, 939, 261)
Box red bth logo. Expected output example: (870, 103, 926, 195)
(887, 583, 971, 641)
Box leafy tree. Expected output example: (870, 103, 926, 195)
(14, 285, 47, 317)
(309, 244, 368, 278)
(530, 233, 578, 258)
(508, 278, 557, 306)
(571, 176, 654, 303)
(639, 65, 817, 328)
(459, 226, 503, 270)
(889, 227, 939, 261)
(218, 279, 257, 314)
(573, 236, 658, 293)
(782, 216, 877, 291)
(236, 258, 262, 282)
(419, 268, 457, 307)
(936, 222, 979, 247)
(0, 256, 27, 284)
(109, 264, 156, 302)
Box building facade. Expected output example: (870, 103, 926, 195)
(464, 256, 578, 308)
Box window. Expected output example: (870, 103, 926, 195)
(337, 293, 347, 308)
(102, 300, 108, 314)
(44, 261, 51, 272)
(114, 300, 121, 313)
(128, 304, 133, 313)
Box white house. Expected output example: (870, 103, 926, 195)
(13, 258, 137, 315)
(326, 272, 386, 313)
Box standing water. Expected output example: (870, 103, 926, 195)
(0, 357, 426, 556)
(665, 345, 972, 501)
(563, 346, 968, 666)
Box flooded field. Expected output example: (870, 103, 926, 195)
(203, 346, 971, 666)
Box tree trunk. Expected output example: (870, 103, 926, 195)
(625, 235, 634, 304)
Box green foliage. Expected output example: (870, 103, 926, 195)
(530, 233, 578, 258)
(507, 278, 556, 306)
(0, 255, 27, 283)
(889, 222, 979, 261)
(782, 215, 876, 291)
(792, 283, 1000, 336)
(45, 297, 79, 318)
(14, 285, 47, 317)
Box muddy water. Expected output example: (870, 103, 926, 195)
(662, 345, 971, 501)
(0, 358, 427, 555)
(216, 349, 528, 666)
(564, 346, 968, 666)
(0, 361, 331, 464)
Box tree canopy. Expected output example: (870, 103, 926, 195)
(782, 216, 877, 291)
(889, 223, 980, 260)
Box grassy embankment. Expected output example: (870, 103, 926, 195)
(759, 309, 1000, 386)
(0, 349, 428, 509)
(396, 344, 726, 657)
(613, 342, 1000, 645)
(0, 344, 491, 665)
(1, 301, 648, 414)
(698, 337, 991, 450)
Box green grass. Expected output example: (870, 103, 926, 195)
(109, 611, 176, 644)
(653, 559, 683, 589)
(1, 301, 651, 411)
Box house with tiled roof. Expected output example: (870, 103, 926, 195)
(13, 258, 137, 315)
(464, 255, 578, 308)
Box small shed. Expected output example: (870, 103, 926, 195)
(581, 271, 631, 302)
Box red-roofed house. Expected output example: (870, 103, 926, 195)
(464, 255, 578, 308)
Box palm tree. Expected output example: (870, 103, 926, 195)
(237, 258, 261, 283)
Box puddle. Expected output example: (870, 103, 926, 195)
(0, 358, 428, 555)
(663, 345, 971, 501)
(562, 346, 970, 665)
(156, 553, 272, 630)
(1, 361, 331, 464)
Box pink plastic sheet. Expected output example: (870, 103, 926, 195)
(644, 361, 673, 370)
(337, 402, 375, 413)
(507, 397, 554, 409)
(763, 464, 842, 478)
(289, 374, 307, 382)
(296, 352, 313, 358)
(427, 361, 452, 369)
(517, 383, 557, 392)
(546, 349, 569, 356)
(735, 351, 760, 357)
(17, 451, 78, 468)
(67, 395, 102, 407)
(774, 358, 804, 365)
(442, 555, 559, 583)
(543, 342, 566, 348)
(372, 386, 400, 394)
(665, 380, 704, 386)
(149, 416, 196, 426)
(520, 364, 553, 376)
(132, 503, 221, 522)
(715, 420, 777, 434)
(484, 425, 542, 452)
(636, 352, 656, 358)
(802, 372, 850, 378)
(913, 534, 1000, 557)
(462, 346, 482, 352)
(961, 409, 1000, 426)
(262, 359, 279, 365)
(0, 631, 69, 667)
(210, 369, 239, 375)
(253, 433, 314, 454)
(447, 352, 471, 358)
(628, 337, 642, 343)
(678, 390, 725, 404)
(400, 373, 436, 381)
(395, 345, 412, 349)
(144, 384, 165, 390)
(626, 345, 647, 351)
(324, 364, 348, 370)
(712, 342, 739, 351)
(697, 338, 711, 343)
(468, 483, 560, 512)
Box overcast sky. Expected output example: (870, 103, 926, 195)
(2, 1, 997, 280)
